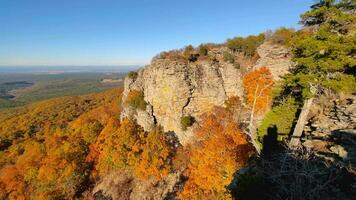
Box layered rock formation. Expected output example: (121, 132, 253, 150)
(254, 41, 293, 80)
(301, 94, 356, 167)
(121, 42, 292, 144)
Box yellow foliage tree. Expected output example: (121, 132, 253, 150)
(134, 127, 173, 180)
(95, 118, 144, 175)
(243, 67, 274, 149)
(179, 107, 253, 200)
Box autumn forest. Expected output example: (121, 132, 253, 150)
(1, 0, 355, 199)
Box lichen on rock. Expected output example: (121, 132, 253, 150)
(121, 42, 292, 144)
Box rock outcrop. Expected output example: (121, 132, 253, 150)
(121, 42, 292, 144)
(301, 94, 356, 167)
(93, 171, 181, 200)
(254, 41, 293, 80)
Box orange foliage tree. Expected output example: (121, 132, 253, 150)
(0, 89, 122, 199)
(134, 127, 174, 180)
(93, 118, 143, 175)
(93, 118, 176, 181)
(0, 165, 26, 200)
(243, 67, 274, 148)
(179, 107, 253, 200)
(85, 117, 121, 179)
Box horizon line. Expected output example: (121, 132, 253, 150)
(0, 64, 145, 67)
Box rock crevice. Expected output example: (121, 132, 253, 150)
(301, 95, 356, 167)
(121, 42, 292, 144)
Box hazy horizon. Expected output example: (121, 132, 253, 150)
(0, 65, 141, 74)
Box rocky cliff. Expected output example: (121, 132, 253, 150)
(121, 42, 293, 144)
(254, 41, 293, 80)
(302, 94, 356, 167)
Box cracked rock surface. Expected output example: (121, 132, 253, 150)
(302, 95, 356, 167)
(121, 42, 292, 144)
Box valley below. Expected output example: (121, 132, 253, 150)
(0, 73, 126, 109)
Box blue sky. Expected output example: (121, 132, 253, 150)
(0, 0, 313, 66)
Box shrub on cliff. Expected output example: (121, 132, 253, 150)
(180, 115, 195, 131)
(183, 45, 199, 62)
(227, 34, 265, 57)
(128, 71, 138, 79)
(222, 51, 242, 69)
(126, 90, 147, 110)
(223, 51, 235, 63)
(153, 50, 186, 62)
(267, 27, 295, 45)
(198, 44, 209, 56)
(257, 97, 298, 143)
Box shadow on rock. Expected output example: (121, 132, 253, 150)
(230, 145, 356, 200)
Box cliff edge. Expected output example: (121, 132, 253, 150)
(120, 42, 293, 144)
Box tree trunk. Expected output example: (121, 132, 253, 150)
(289, 98, 314, 148)
(248, 86, 260, 152)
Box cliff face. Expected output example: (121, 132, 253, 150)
(254, 41, 293, 80)
(302, 94, 356, 167)
(121, 42, 292, 144)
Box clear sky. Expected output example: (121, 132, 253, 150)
(0, 0, 313, 67)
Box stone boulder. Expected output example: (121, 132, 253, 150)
(121, 42, 293, 144)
